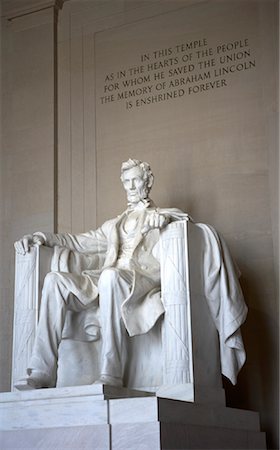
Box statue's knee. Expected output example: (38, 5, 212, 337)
(41, 272, 69, 308)
(43, 272, 62, 290)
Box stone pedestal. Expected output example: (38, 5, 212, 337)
(0, 385, 266, 449)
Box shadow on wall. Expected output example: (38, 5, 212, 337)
(224, 278, 279, 450)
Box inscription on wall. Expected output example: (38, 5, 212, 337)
(99, 37, 256, 110)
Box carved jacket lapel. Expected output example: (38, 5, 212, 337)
(130, 209, 149, 253)
(103, 212, 126, 267)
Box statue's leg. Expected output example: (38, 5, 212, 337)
(25, 272, 95, 389)
(97, 267, 133, 386)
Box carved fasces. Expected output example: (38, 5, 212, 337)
(159, 220, 225, 404)
(12, 245, 52, 390)
(160, 220, 193, 385)
(12, 246, 39, 390)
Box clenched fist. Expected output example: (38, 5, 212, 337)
(141, 210, 170, 234)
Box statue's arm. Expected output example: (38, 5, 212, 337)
(14, 226, 108, 255)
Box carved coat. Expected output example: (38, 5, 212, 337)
(38, 205, 186, 337)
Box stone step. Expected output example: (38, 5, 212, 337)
(0, 383, 155, 404)
(0, 385, 155, 431)
(110, 396, 261, 431)
(1, 422, 267, 450)
(0, 385, 261, 432)
(0, 385, 266, 449)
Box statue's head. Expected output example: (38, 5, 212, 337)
(120, 159, 154, 205)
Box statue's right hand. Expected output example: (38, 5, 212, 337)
(14, 234, 45, 255)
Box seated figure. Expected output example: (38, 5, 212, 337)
(14, 159, 189, 389)
(14, 159, 248, 393)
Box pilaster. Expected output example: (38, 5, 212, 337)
(0, 0, 65, 392)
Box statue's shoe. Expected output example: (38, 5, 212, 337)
(93, 375, 123, 387)
(14, 370, 53, 390)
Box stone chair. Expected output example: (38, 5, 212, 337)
(12, 220, 243, 404)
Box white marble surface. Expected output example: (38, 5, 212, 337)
(1, 397, 107, 430)
(160, 221, 192, 385)
(0, 385, 156, 431)
(0, 385, 266, 449)
(0, 384, 261, 432)
(12, 246, 39, 390)
(1, 425, 110, 450)
(1, 423, 266, 450)
(111, 423, 161, 450)
(0, 384, 154, 404)
(109, 397, 158, 424)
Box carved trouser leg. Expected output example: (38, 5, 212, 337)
(97, 268, 133, 381)
(28, 271, 96, 387)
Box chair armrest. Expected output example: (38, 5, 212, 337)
(11, 245, 52, 390)
(160, 220, 192, 385)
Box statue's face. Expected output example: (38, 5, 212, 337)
(122, 166, 149, 204)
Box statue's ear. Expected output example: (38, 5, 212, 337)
(147, 175, 154, 189)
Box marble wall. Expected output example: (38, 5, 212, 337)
(0, 0, 278, 448)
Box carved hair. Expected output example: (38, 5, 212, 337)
(120, 159, 154, 192)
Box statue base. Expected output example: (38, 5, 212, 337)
(0, 385, 266, 449)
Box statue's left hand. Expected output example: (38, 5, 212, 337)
(14, 234, 45, 255)
(141, 211, 170, 234)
